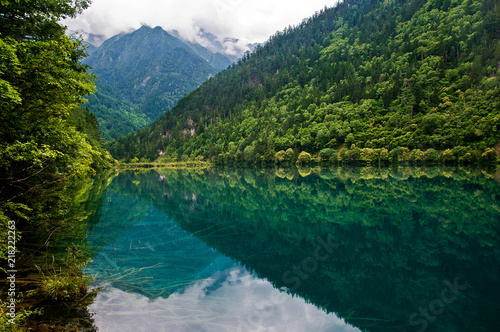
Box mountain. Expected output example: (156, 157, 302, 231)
(82, 40, 97, 55)
(172, 29, 260, 63)
(71, 30, 107, 47)
(108, 0, 500, 164)
(84, 26, 232, 140)
(182, 39, 234, 72)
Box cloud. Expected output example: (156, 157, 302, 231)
(89, 265, 361, 331)
(63, 0, 338, 50)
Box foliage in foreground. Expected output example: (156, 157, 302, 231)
(0, 0, 113, 330)
(0, 0, 113, 255)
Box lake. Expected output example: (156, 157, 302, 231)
(83, 166, 500, 332)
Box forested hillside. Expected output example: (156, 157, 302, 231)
(0, 1, 113, 319)
(108, 0, 500, 165)
(85, 82, 149, 141)
(84, 26, 231, 140)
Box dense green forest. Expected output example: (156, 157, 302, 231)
(108, 0, 500, 165)
(84, 82, 149, 141)
(0, 0, 113, 328)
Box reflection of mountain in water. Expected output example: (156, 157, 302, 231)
(85, 195, 231, 298)
(90, 167, 500, 332)
(90, 265, 359, 332)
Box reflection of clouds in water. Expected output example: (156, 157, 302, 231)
(90, 266, 360, 332)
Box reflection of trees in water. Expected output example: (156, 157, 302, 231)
(105, 167, 500, 332)
(10, 171, 115, 331)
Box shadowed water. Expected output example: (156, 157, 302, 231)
(85, 166, 500, 332)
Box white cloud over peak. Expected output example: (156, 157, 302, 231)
(63, 0, 339, 52)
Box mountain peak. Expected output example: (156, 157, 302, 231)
(84, 25, 232, 140)
(136, 25, 168, 34)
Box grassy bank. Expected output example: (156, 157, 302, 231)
(118, 161, 214, 169)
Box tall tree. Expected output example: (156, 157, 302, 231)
(0, 0, 110, 260)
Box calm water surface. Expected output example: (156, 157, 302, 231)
(85, 167, 500, 332)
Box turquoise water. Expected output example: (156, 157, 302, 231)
(85, 167, 500, 331)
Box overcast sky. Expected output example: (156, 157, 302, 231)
(63, 0, 339, 53)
